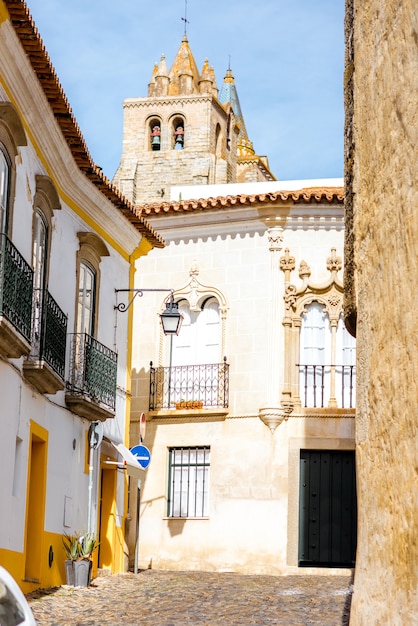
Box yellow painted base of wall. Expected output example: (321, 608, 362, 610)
(0, 531, 100, 594)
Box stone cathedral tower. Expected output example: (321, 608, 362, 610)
(113, 36, 275, 205)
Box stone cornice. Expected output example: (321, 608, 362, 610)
(125, 95, 212, 107)
(123, 93, 228, 118)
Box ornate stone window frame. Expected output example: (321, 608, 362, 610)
(32, 175, 61, 284)
(158, 261, 228, 365)
(73, 232, 109, 335)
(281, 248, 345, 410)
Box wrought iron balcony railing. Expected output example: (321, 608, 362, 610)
(28, 288, 68, 380)
(0, 233, 33, 343)
(67, 333, 118, 411)
(298, 364, 356, 408)
(149, 358, 229, 410)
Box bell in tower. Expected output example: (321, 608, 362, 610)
(150, 124, 161, 151)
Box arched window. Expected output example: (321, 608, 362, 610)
(23, 177, 67, 392)
(226, 115, 231, 151)
(299, 302, 355, 408)
(0, 103, 27, 237)
(149, 118, 161, 151)
(300, 302, 330, 365)
(172, 116, 185, 150)
(77, 261, 96, 336)
(172, 297, 220, 366)
(0, 145, 10, 234)
(299, 302, 331, 407)
(336, 313, 356, 407)
(31, 209, 49, 353)
(169, 297, 221, 407)
(75, 233, 108, 337)
(33, 209, 48, 291)
(215, 124, 221, 156)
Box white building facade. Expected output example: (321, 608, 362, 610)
(128, 182, 356, 575)
(0, 0, 163, 592)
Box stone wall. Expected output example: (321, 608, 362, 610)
(113, 96, 237, 204)
(344, 1, 418, 623)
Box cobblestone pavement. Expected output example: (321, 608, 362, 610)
(26, 570, 354, 626)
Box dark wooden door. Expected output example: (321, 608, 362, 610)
(298, 450, 357, 567)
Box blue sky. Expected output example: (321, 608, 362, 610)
(26, 0, 345, 183)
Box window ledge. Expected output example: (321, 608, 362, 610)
(149, 408, 228, 421)
(0, 317, 31, 359)
(291, 407, 356, 418)
(163, 517, 209, 521)
(23, 359, 65, 394)
(65, 392, 115, 422)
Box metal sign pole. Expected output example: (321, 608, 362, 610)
(87, 443, 94, 535)
(134, 480, 141, 574)
(87, 421, 103, 535)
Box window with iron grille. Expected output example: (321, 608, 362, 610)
(167, 447, 210, 518)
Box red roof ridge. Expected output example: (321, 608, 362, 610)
(4, 0, 164, 249)
(140, 186, 344, 215)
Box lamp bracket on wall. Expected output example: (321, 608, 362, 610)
(114, 288, 174, 313)
(115, 288, 183, 335)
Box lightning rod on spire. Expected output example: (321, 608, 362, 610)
(181, 0, 189, 36)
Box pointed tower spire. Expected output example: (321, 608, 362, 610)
(155, 54, 169, 96)
(219, 67, 254, 156)
(209, 66, 218, 98)
(199, 58, 213, 94)
(168, 36, 201, 96)
(148, 62, 158, 97)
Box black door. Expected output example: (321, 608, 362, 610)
(298, 450, 357, 567)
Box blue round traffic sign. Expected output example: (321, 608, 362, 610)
(130, 444, 151, 470)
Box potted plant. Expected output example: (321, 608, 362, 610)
(63, 531, 98, 587)
(175, 399, 204, 410)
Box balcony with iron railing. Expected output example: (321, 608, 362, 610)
(0, 233, 33, 358)
(23, 288, 68, 394)
(66, 333, 118, 421)
(297, 364, 356, 409)
(149, 358, 229, 416)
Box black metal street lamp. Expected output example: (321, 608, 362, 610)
(160, 296, 183, 335)
(115, 288, 183, 336)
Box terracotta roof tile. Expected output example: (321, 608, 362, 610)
(4, 0, 164, 249)
(141, 187, 344, 216)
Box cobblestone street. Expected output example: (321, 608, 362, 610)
(27, 570, 353, 625)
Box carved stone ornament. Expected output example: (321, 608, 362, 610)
(298, 260, 311, 280)
(267, 226, 284, 252)
(326, 247, 342, 274)
(281, 401, 294, 415)
(280, 248, 296, 273)
(259, 407, 286, 433)
(284, 284, 297, 312)
(327, 292, 341, 308)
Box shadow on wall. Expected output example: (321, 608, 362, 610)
(167, 518, 187, 538)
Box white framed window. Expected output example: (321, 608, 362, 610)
(0, 145, 10, 234)
(299, 302, 331, 407)
(336, 314, 356, 407)
(167, 447, 210, 518)
(168, 298, 221, 406)
(172, 297, 220, 366)
(77, 261, 96, 336)
(299, 302, 356, 408)
(31, 209, 48, 353)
